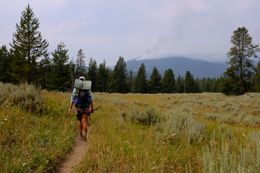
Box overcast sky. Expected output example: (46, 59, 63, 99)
(0, 0, 259, 65)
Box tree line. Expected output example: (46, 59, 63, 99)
(0, 5, 259, 95)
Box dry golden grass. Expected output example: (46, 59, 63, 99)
(76, 92, 260, 173)
(0, 84, 76, 173)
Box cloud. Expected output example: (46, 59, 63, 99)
(143, 0, 260, 61)
(0, 0, 259, 65)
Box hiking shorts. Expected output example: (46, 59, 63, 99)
(76, 107, 90, 121)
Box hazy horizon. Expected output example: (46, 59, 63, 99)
(0, 0, 259, 66)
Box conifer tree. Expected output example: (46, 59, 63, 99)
(223, 27, 258, 95)
(176, 75, 184, 93)
(162, 68, 175, 93)
(149, 67, 161, 93)
(112, 56, 128, 93)
(87, 58, 97, 91)
(38, 53, 51, 89)
(106, 68, 114, 92)
(49, 42, 71, 91)
(96, 61, 109, 92)
(184, 71, 197, 93)
(75, 49, 87, 77)
(10, 5, 48, 84)
(68, 60, 76, 90)
(255, 61, 260, 92)
(134, 63, 147, 93)
(128, 70, 135, 93)
(0, 45, 12, 82)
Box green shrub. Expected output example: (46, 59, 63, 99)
(121, 107, 161, 125)
(0, 88, 76, 172)
(164, 112, 206, 145)
(0, 82, 43, 113)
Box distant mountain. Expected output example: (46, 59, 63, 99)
(126, 56, 227, 78)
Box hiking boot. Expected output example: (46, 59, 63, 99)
(82, 131, 87, 141)
(80, 132, 83, 139)
(88, 116, 91, 126)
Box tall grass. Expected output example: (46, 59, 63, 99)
(0, 82, 43, 113)
(202, 130, 260, 173)
(76, 93, 260, 173)
(0, 83, 76, 172)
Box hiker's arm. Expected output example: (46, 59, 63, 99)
(68, 101, 73, 115)
(89, 91, 94, 112)
(69, 101, 74, 109)
(90, 101, 94, 112)
(68, 88, 77, 114)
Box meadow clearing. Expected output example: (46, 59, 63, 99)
(77, 92, 260, 173)
(0, 83, 260, 172)
(0, 83, 76, 172)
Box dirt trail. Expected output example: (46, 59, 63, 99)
(58, 136, 88, 173)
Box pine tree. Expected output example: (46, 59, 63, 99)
(223, 27, 259, 95)
(49, 42, 71, 91)
(0, 45, 12, 82)
(106, 68, 114, 93)
(38, 53, 51, 89)
(10, 5, 48, 84)
(184, 71, 197, 93)
(112, 56, 128, 93)
(128, 70, 134, 93)
(68, 60, 76, 90)
(134, 63, 147, 93)
(75, 49, 87, 77)
(176, 75, 184, 93)
(255, 61, 260, 92)
(162, 68, 175, 93)
(149, 67, 161, 93)
(87, 58, 97, 91)
(96, 61, 109, 92)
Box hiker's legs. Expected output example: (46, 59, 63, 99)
(81, 114, 88, 140)
(76, 110, 83, 138)
(77, 120, 83, 136)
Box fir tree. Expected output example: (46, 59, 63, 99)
(38, 53, 51, 89)
(10, 5, 48, 84)
(96, 61, 109, 92)
(223, 27, 259, 95)
(0, 45, 12, 82)
(149, 67, 161, 93)
(134, 63, 147, 93)
(49, 42, 71, 91)
(162, 68, 175, 93)
(184, 71, 197, 93)
(87, 58, 97, 91)
(176, 75, 184, 93)
(68, 60, 76, 90)
(128, 70, 135, 93)
(112, 57, 128, 93)
(255, 61, 260, 92)
(75, 49, 87, 77)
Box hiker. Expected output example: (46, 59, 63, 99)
(68, 76, 94, 140)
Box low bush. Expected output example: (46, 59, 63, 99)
(163, 112, 206, 145)
(0, 84, 76, 172)
(0, 82, 43, 113)
(121, 107, 161, 125)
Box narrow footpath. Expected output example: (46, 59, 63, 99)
(58, 136, 87, 173)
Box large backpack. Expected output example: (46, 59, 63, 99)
(76, 89, 91, 108)
(73, 79, 92, 108)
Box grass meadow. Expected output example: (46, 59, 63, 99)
(0, 83, 260, 172)
(0, 83, 76, 173)
(77, 92, 260, 173)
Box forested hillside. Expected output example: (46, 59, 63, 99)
(1, 5, 260, 95)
